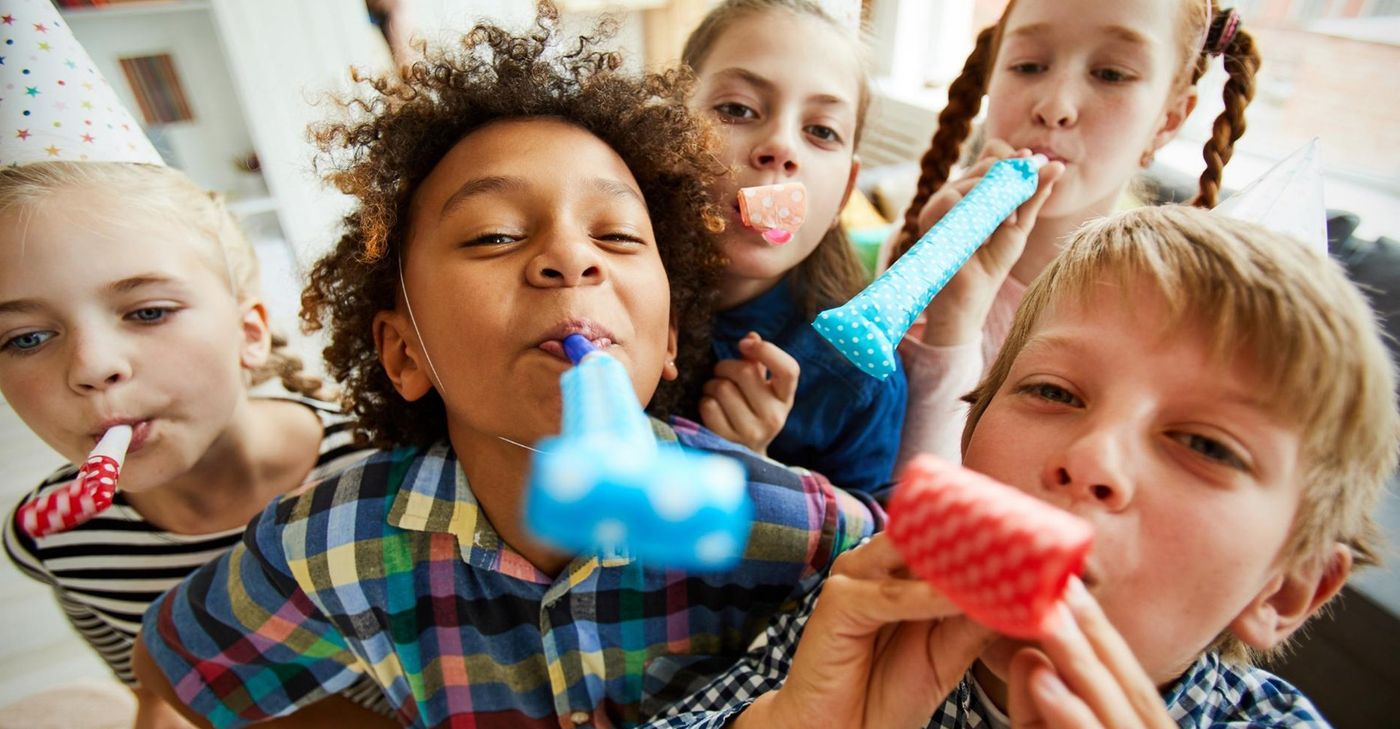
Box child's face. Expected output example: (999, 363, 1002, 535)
(690, 10, 862, 300)
(0, 190, 264, 489)
(383, 119, 676, 448)
(963, 280, 1305, 685)
(985, 0, 1192, 219)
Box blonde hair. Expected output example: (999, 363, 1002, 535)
(0, 161, 324, 398)
(963, 205, 1399, 662)
(682, 0, 871, 316)
(892, 0, 1261, 259)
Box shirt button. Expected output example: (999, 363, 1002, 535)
(570, 711, 591, 725)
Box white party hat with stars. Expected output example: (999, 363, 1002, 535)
(0, 0, 163, 166)
(1213, 139, 1326, 253)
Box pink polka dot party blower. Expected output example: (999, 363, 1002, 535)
(19, 425, 134, 537)
(738, 182, 807, 245)
(811, 155, 1047, 379)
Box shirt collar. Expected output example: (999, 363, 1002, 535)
(1160, 652, 1220, 713)
(384, 428, 684, 582)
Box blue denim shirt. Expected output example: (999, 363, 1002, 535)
(713, 279, 907, 493)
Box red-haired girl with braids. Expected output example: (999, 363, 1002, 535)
(893, 0, 1259, 466)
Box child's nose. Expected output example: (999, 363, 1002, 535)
(749, 129, 799, 176)
(1031, 75, 1080, 129)
(526, 236, 606, 288)
(1041, 428, 1134, 511)
(67, 331, 132, 394)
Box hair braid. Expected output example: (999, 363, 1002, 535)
(1193, 28, 1259, 207)
(252, 334, 331, 401)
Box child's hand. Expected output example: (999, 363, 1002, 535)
(914, 139, 1064, 348)
(1007, 578, 1175, 729)
(699, 332, 799, 456)
(734, 534, 993, 729)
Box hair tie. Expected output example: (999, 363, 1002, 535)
(1207, 8, 1241, 57)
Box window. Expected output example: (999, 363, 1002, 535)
(869, 0, 1400, 241)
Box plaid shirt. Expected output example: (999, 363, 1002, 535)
(142, 417, 881, 729)
(648, 587, 1332, 729)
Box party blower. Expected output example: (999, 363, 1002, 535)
(812, 155, 1047, 379)
(525, 335, 752, 570)
(888, 455, 1093, 639)
(19, 425, 134, 538)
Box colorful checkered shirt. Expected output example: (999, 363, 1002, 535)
(141, 417, 881, 729)
(646, 587, 1332, 728)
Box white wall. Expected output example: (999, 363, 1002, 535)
(65, 6, 254, 195)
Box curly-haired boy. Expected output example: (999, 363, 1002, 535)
(133, 5, 880, 728)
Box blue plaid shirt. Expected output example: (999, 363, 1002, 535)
(142, 417, 882, 728)
(646, 587, 1331, 728)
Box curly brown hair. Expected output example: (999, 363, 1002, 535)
(892, 1, 1262, 259)
(301, 3, 727, 448)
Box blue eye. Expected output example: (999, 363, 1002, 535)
(128, 307, 171, 323)
(2, 330, 54, 353)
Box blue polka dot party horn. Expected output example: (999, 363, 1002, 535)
(812, 155, 1047, 379)
(526, 335, 753, 570)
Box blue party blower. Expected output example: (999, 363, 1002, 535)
(525, 335, 753, 570)
(812, 155, 1046, 379)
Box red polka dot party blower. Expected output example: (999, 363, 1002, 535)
(887, 454, 1093, 640)
(19, 425, 134, 538)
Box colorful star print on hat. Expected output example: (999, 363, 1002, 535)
(0, 0, 163, 166)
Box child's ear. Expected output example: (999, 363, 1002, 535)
(1149, 89, 1198, 155)
(662, 324, 679, 382)
(373, 310, 435, 402)
(238, 300, 272, 370)
(1229, 543, 1352, 650)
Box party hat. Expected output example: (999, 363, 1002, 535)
(1212, 139, 1325, 253)
(0, 0, 163, 166)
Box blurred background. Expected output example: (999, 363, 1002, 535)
(0, 1, 1396, 726)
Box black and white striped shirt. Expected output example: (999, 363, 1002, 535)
(3, 397, 373, 688)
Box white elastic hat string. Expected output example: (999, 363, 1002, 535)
(396, 249, 544, 454)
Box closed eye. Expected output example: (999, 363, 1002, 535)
(1092, 67, 1135, 83)
(597, 233, 646, 245)
(464, 233, 521, 247)
(1009, 61, 1047, 74)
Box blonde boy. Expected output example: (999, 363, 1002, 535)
(644, 205, 1399, 729)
